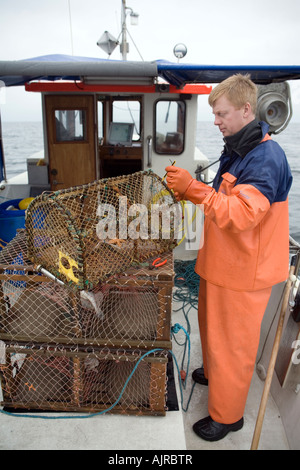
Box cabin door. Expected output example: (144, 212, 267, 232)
(45, 95, 96, 190)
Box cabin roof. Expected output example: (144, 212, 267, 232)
(1, 54, 300, 88)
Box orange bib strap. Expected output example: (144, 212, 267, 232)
(261, 133, 272, 143)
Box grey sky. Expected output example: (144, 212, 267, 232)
(1, 0, 300, 121)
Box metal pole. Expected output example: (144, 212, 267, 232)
(121, 0, 127, 60)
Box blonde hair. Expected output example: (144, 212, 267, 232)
(208, 74, 257, 114)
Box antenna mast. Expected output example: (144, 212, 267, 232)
(120, 0, 139, 60)
(121, 0, 128, 60)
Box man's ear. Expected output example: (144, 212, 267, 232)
(243, 102, 252, 118)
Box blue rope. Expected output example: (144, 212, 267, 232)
(172, 259, 199, 406)
(170, 323, 196, 412)
(171, 322, 191, 387)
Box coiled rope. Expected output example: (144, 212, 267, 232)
(172, 259, 199, 373)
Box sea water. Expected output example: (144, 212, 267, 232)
(1, 120, 300, 243)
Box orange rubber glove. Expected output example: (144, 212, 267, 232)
(165, 166, 193, 200)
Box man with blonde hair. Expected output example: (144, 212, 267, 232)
(166, 74, 292, 441)
(208, 73, 258, 114)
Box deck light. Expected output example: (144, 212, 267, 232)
(130, 12, 139, 25)
(256, 82, 292, 134)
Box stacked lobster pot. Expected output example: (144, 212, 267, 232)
(0, 171, 179, 415)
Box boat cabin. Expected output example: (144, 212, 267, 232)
(24, 80, 211, 194)
(1, 57, 300, 200)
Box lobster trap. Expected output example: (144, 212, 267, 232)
(0, 342, 168, 415)
(25, 170, 179, 290)
(0, 175, 177, 416)
(0, 231, 173, 350)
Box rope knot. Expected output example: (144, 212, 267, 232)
(171, 323, 182, 334)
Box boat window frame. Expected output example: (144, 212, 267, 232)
(110, 96, 142, 144)
(154, 98, 186, 155)
(54, 107, 88, 144)
(97, 99, 104, 144)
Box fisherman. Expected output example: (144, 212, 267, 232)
(165, 74, 293, 442)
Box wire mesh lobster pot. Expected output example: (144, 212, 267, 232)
(0, 342, 168, 415)
(25, 170, 179, 290)
(0, 231, 174, 350)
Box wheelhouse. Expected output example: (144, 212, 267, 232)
(24, 80, 211, 192)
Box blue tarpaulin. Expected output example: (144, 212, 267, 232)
(156, 60, 300, 87)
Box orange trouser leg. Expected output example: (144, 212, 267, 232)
(198, 278, 272, 424)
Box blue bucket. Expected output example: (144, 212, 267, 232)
(0, 198, 26, 246)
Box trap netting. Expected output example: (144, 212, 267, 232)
(0, 230, 173, 350)
(25, 170, 180, 290)
(0, 342, 168, 415)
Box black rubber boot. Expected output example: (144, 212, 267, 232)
(192, 367, 208, 386)
(193, 416, 244, 441)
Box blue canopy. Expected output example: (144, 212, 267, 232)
(156, 60, 300, 87)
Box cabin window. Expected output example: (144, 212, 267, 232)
(112, 99, 141, 142)
(155, 100, 185, 154)
(55, 109, 87, 142)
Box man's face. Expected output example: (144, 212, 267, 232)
(212, 95, 248, 137)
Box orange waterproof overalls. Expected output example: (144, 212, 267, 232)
(183, 126, 292, 424)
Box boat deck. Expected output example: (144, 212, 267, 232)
(0, 293, 289, 451)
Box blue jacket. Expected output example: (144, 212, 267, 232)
(213, 121, 292, 204)
(184, 120, 293, 291)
